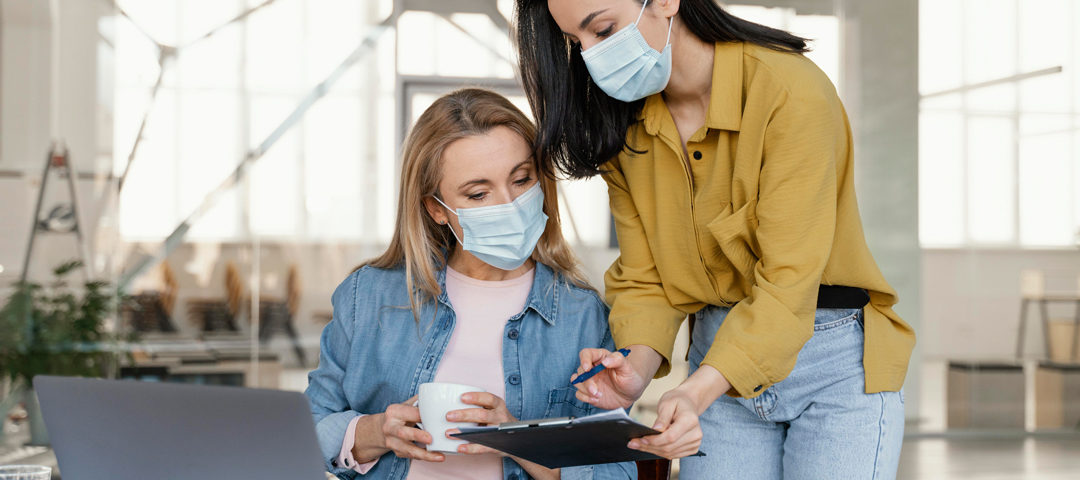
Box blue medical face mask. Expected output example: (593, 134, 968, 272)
(580, 0, 673, 102)
(434, 182, 549, 271)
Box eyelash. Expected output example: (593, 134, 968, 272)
(567, 23, 613, 47)
(465, 177, 532, 201)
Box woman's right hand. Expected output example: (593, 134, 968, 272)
(361, 396, 446, 463)
(571, 345, 660, 410)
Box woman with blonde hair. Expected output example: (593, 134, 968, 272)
(305, 88, 635, 480)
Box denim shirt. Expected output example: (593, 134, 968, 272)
(305, 262, 637, 480)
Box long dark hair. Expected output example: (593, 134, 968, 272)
(514, 0, 809, 179)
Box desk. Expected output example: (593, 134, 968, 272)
(123, 340, 283, 389)
(1016, 294, 1080, 362)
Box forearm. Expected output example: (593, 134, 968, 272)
(351, 413, 390, 463)
(676, 364, 732, 415)
(627, 344, 664, 381)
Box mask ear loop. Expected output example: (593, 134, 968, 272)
(665, 13, 673, 45)
(635, 0, 649, 24)
(432, 195, 465, 246)
(636, 0, 673, 46)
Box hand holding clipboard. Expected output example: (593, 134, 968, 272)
(450, 409, 704, 469)
(572, 346, 712, 461)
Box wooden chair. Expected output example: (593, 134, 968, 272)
(122, 262, 180, 333)
(636, 459, 671, 480)
(186, 261, 243, 334)
(257, 264, 307, 367)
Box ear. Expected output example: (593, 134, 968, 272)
(657, 0, 679, 19)
(424, 196, 449, 226)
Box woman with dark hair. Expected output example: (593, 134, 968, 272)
(514, 0, 914, 478)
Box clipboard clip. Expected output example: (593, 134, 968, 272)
(497, 416, 573, 431)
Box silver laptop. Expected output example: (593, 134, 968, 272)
(34, 375, 326, 480)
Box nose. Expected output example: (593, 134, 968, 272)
(493, 187, 515, 205)
(578, 38, 601, 52)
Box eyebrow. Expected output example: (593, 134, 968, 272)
(456, 160, 534, 190)
(579, 9, 608, 30)
(458, 178, 491, 190)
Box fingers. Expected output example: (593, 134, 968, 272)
(459, 392, 500, 409)
(393, 424, 433, 445)
(628, 401, 702, 459)
(386, 435, 445, 462)
(457, 442, 500, 455)
(645, 413, 693, 448)
(385, 403, 422, 424)
(575, 390, 594, 404)
(577, 348, 610, 374)
(651, 394, 677, 432)
(446, 407, 497, 424)
(445, 429, 503, 456)
(601, 350, 627, 370)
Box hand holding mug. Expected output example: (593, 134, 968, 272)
(378, 395, 445, 462)
(413, 382, 488, 454)
(444, 392, 516, 456)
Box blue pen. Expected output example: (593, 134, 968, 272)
(571, 348, 631, 386)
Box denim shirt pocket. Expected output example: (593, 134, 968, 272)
(706, 199, 760, 291)
(544, 387, 594, 418)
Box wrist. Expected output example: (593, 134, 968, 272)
(352, 413, 387, 461)
(676, 364, 731, 415)
(626, 344, 664, 380)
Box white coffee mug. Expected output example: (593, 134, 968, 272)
(415, 382, 486, 453)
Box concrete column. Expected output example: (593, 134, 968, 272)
(838, 0, 922, 422)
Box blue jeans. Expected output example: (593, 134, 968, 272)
(681, 306, 904, 480)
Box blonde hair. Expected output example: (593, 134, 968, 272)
(361, 88, 592, 319)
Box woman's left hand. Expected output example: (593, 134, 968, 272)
(445, 392, 516, 456)
(628, 387, 704, 459)
(628, 364, 732, 459)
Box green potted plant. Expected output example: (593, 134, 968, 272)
(0, 260, 128, 445)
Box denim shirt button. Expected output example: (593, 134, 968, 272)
(507, 328, 519, 340)
(508, 475, 520, 480)
(508, 374, 521, 385)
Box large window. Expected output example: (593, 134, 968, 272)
(110, 0, 616, 248)
(919, 0, 1079, 248)
(114, 0, 393, 242)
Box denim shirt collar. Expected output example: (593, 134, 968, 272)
(433, 261, 559, 325)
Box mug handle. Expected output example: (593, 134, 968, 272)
(412, 400, 423, 430)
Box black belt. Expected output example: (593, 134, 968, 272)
(684, 285, 869, 362)
(816, 285, 870, 309)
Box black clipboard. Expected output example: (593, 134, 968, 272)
(450, 410, 704, 469)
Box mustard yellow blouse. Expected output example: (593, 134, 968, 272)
(602, 41, 915, 399)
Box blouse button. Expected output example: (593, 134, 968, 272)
(693, 150, 703, 160)
(754, 385, 764, 393)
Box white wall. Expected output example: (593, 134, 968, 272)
(0, 0, 111, 284)
(922, 248, 1080, 360)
